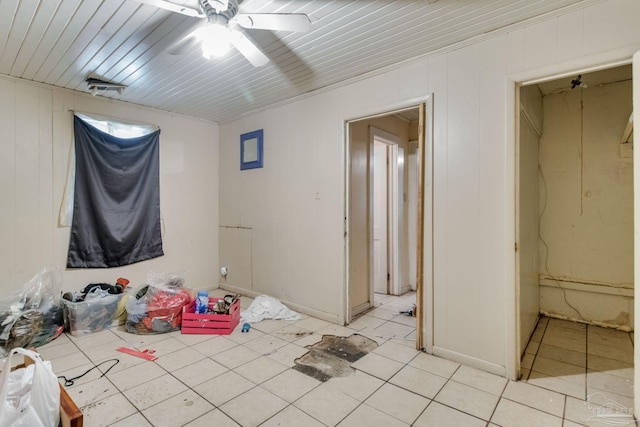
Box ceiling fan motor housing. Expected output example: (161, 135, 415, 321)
(201, 0, 239, 19)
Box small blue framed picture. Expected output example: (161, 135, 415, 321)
(240, 129, 264, 170)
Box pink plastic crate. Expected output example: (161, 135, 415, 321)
(181, 297, 240, 335)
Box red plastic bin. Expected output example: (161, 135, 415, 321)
(181, 297, 240, 335)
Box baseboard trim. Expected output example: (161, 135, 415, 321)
(431, 346, 506, 377)
(350, 302, 371, 319)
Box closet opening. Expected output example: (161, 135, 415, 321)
(516, 64, 634, 407)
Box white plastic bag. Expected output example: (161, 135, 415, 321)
(240, 295, 301, 323)
(0, 348, 60, 427)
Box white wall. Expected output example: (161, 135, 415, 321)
(0, 76, 219, 296)
(539, 80, 633, 329)
(218, 90, 347, 322)
(218, 0, 640, 376)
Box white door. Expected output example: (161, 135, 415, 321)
(517, 101, 542, 357)
(373, 140, 388, 294)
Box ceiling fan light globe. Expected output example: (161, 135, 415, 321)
(201, 40, 230, 58)
(199, 23, 231, 59)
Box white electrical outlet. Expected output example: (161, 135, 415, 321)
(220, 267, 228, 277)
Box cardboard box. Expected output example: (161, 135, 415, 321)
(181, 298, 240, 335)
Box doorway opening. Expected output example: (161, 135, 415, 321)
(373, 129, 403, 297)
(516, 64, 634, 403)
(345, 104, 425, 348)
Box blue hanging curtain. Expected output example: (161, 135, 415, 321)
(67, 115, 164, 268)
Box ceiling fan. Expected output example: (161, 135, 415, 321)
(133, 0, 311, 66)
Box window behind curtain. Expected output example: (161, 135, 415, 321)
(59, 113, 158, 226)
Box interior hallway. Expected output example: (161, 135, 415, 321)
(11, 291, 637, 426)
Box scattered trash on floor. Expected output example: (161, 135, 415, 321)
(240, 295, 301, 323)
(293, 334, 378, 382)
(400, 304, 416, 317)
(116, 347, 158, 361)
(57, 359, 119, 387)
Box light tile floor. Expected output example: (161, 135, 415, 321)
(521, 316, 636, 426)
(8, 291, 638, 426)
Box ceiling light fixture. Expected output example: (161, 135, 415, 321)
(200, 24, 231, 58)
(195, 14, 231, 59)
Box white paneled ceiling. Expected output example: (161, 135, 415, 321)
(0, 0, 587, 123)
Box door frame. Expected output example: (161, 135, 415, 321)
(633, 49, 639, 420)
(514, 83, 544, 375)
(344, 95, 434, 353)
(407, 140, 419, 292)
(420, 98, 434, 353)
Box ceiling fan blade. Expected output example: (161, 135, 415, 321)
(236, 13, 311, 33)
(229, 30, 269, 67)
(130, 0, 205, 18)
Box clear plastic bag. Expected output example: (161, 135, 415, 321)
(126, 271, 193, 334)
(146, 271, 187, 289)
(0, 348, 60, 427)
(0, 268, 64, 357)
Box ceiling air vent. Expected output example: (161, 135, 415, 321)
(86, 77, 127, 96)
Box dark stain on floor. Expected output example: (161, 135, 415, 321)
(293, 334, 378, 382)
